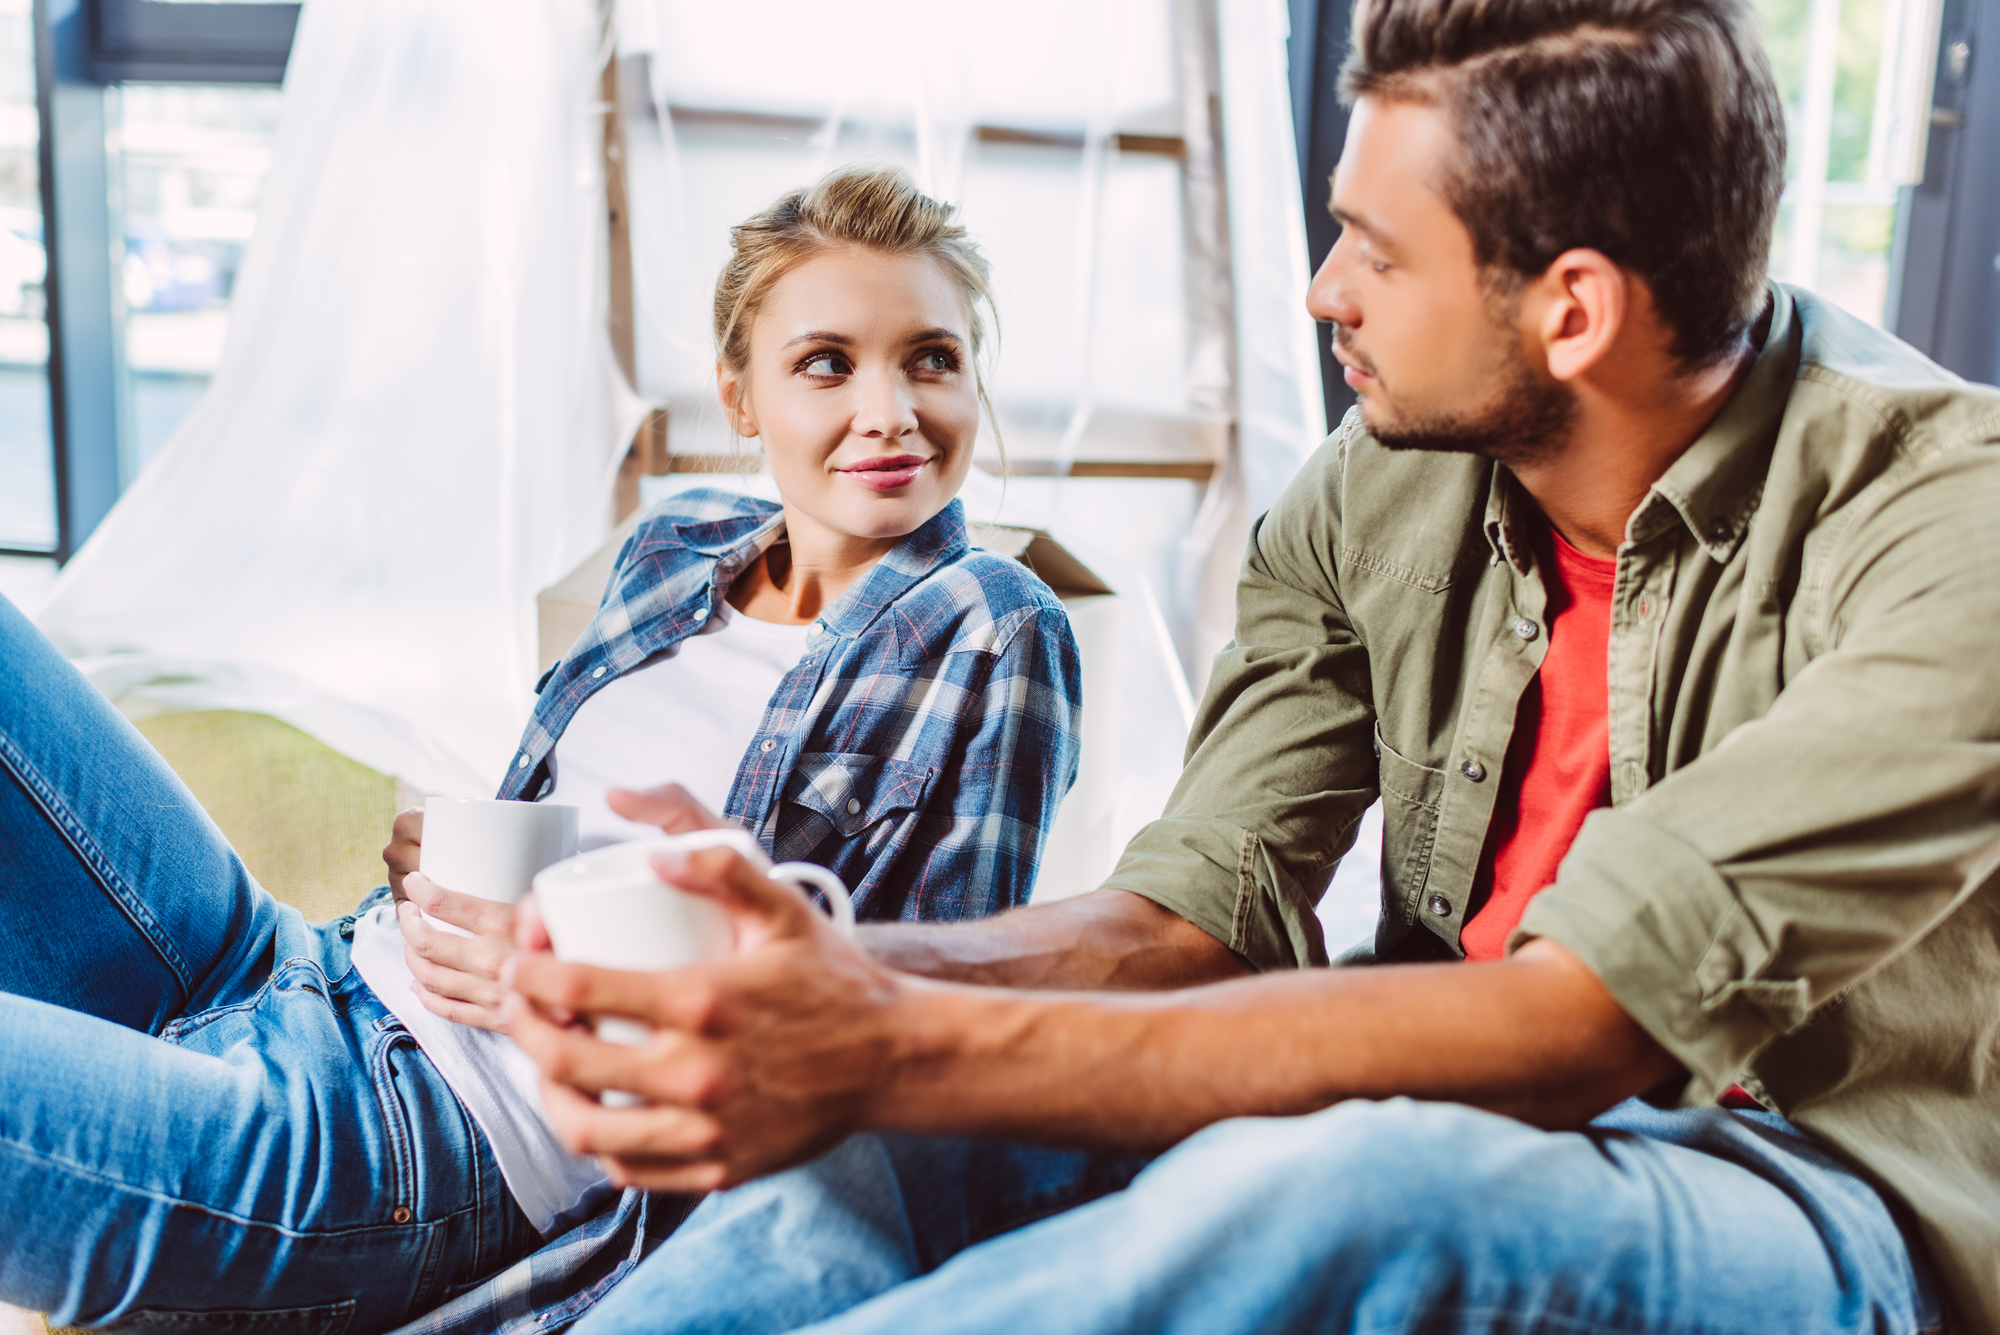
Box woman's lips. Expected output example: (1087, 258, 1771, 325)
(838, 454, 931, 491)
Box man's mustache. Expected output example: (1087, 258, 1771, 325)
(1331, 324, 1379, 380)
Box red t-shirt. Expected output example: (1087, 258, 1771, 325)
(1460, 527, 1616, 962)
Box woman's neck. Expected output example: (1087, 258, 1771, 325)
(725, 505, 902, 625)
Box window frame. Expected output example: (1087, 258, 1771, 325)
(25, 0, 292, 562)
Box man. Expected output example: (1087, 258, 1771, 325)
(504, 0, 2000, 1329)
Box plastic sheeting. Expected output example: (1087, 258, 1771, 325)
(1220, 0, 1329, 518)
(37, 0, 645, 797)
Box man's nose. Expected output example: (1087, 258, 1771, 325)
(853, 369, 920, 439)
(1305, 244, 1359, 330)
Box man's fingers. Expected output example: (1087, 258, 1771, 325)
(536, 1079, 728, 1160)
(508, 952, 736, 1045)
(605, 783, 725, 834)
(505, 982, 726, 1106)
(515, 893, 554, 954)
(650, 844, 816, 941)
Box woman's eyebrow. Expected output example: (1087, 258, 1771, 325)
(781, 330, 857, 349)
(906, 327, 964, 345)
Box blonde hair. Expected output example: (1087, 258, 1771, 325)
(713, 164, 1001, 454)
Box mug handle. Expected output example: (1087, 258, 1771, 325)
(771, 862, 855, 936)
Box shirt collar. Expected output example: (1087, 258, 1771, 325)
(1480, 285, 1800, 570)
(1627, 285, 1800, 562)
(1482, 467, 1536, 574)
(643, 496, 971, 636)
(813, 499, 970, 639)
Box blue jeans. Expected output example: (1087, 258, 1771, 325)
(576, 1099, 1942, 1333)
(0, 596, 539, 1331)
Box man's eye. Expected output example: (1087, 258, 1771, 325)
(1371, 262, 1389, 274)
(801, 354, 849, 377)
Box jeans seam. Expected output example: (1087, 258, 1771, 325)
(0, 728, 196, 998)
(0, 1134, 441, 1242)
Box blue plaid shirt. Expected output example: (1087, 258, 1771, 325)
(390, 488, 1081, 1335)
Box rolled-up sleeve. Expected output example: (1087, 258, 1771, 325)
(1519, 446, 2000, 1101)
(1103, 433, 1381, 970)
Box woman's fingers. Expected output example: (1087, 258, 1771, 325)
(605, 782, 725, 834)
(403, 873, 514, 943)
(383, 807, 424, 901)
(410, 983, 508, 1032)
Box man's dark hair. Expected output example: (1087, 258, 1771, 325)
(1341, 0, 1786, 366)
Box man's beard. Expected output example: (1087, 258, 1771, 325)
(1355, 338, 1578, 468)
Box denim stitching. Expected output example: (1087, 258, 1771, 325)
(0, 728, 196, 996)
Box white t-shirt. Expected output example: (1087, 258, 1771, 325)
(546, 609, 814, 846)
(349, 606, 812, 1232)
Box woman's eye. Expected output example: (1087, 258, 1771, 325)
(801, 354, 850, 377)
(914, 350, 957, 373)
(1370, 260, 1389, 274)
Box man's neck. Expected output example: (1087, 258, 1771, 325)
(1509, 346, 1754, 559)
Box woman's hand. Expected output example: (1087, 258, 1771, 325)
(399, 874, 516, 1031)
(382, 808, 424, 902)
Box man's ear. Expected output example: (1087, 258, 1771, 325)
(1528, 249, 1628, 383)
(716, 363, 758, 438)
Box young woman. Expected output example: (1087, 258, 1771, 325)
(0, 165, 1079, 1333)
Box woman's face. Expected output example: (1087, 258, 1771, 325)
(722, 246, 980, 548)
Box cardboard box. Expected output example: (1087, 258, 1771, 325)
(535, 516, 1124, 903)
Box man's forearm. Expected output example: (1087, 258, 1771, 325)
(859, 888, 1252, 991)
(868, 939, 1682, 1149)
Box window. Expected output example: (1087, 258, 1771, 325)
(1760, 0, 1920, 325)
(0, 0, 53, 553)
(114, 81, 280, 471)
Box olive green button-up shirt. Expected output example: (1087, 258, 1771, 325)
(1104, 286, 2000, 1329)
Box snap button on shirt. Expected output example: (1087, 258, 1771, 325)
(760, 738, 776, 752)
(1460, 759, 1486, 782)
(691, 607, 708, 622)
(845, 798, 862, 815)
(1427, 894, 1452, 917)
(1514, 618, 1539, 641)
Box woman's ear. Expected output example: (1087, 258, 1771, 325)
(716, 363, 759, 438)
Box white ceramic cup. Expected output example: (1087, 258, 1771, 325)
(530, 828, 853, 1105)
(417, 797, 580, 936)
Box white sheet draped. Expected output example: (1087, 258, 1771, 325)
(37, 0, 645, 797)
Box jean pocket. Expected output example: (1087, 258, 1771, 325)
(98, 1300, 355, 1335)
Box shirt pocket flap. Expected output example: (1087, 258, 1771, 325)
(784, 752, 935, 838)
(1374, 720, 1445, 812)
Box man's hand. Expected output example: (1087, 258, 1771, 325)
(506, 840, 902, 1192)
(399, 874, 515, 1030)
(383, 808, 423, 902)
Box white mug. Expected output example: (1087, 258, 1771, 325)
(530, 828, 853, 1105)
(417, 797, 579, 936)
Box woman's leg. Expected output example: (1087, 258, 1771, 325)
(0, 963, 539, 1331)
(0, 597, 542, 1325)
(0, 594, 276, 1031)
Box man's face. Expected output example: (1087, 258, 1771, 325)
(1306, 97, 1574, 463)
